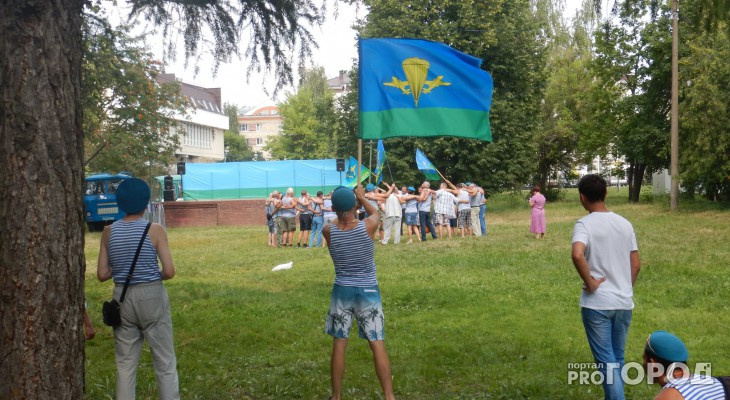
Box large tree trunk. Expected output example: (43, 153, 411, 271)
(0, 0, 86, 398)
(627, 162, 646, 203)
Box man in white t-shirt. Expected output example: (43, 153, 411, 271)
(571, 174, 641, 400)
(381, 182, 403, 245)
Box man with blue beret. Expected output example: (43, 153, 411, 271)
(643, 330, 727, 400)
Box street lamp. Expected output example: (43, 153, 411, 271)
(224, 146, 230, 162)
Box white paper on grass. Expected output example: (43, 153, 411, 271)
(272, 261, 293, 271)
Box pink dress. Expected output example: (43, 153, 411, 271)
(530, 193, 546, 234)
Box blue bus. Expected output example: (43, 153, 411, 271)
(84, 172, 132, 231)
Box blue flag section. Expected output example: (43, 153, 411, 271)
(344, 156, 372, 188)
(373, 140, 386, 185)
(359, 38, 493, 141)
(415, 148, 441, 181)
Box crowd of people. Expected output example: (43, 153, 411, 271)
(264, 179, 489, 248)
(89, 176, 726, 400)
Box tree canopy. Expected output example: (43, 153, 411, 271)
(82, 6, 188, 179)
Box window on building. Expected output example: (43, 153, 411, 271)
(256, 137, 264, 145)
(271, 109, 278, 115)
(239, 124, 248, 132)
(183, 122, 213, 149)
(256, 123, 262, 131)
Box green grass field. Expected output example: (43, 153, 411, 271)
(83, 189, 730, 399)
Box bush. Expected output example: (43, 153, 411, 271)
(543, 187, 565, 202)
(640, 186, 654, 203)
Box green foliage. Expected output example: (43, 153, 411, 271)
(82, 8, 188, 179)
(679, 24, 730, 201)
(223, 103, 255, 161)
(534, 1, 597, 190)
(358, 0, 546, 191)
(587, 0, 670, 202)
(127, 0, 325, 94)
(266, 67, 338, 159)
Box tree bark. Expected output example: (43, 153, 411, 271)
(0, 0, 86, 398)
(627, 162, 646, 203)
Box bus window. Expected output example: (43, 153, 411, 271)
(85, 181, 104, 195)
(107, 179, 124, 194)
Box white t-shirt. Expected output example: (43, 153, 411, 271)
(572, 211, 638, 310)
(383, 193, 402, 218)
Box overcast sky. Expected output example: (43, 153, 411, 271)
(109, 0, 593, 109)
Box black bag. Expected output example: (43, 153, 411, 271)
(102, 299, 121, 327)
(101, 222, 152, 328)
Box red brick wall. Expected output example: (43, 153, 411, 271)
(162, 200, 267, 227)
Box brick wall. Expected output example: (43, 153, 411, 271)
(163, 199, 267, 227)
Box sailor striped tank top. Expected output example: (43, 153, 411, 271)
(108, 218, 161, 285)
(328, 221, 377, 287)
(663, 375, 725, 400)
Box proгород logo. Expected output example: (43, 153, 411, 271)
(567, 362, 714, 385)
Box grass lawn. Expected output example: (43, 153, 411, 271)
(83, 189, 730, 399)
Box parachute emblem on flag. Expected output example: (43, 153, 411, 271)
(383, 57, 451, 107)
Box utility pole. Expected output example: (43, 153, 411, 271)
(670, 0, 680, 210)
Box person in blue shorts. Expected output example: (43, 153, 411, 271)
(322, 185, 396, 400)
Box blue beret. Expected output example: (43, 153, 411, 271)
(465, 181, 472, 186)
(407, 186, 415, 192)
(646, 331, 688, 362)
(116, 178, 150, 215)
(366, 183, 376, 192)
(331, 186, 356, 212)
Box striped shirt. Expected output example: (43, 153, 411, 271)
(328, 221, 377, 287)
(434, 189, 456, 215)
(663, 375, 725, 400)
(108, 218, 161, 285)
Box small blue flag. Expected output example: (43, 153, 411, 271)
(373, 140, 386, 185)
(415, 148, 440, 181)
(344, 156, 372, 187)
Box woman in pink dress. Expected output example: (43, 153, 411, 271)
(529, 185, 546, 239)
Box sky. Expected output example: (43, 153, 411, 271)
(108, 0, 592, 109)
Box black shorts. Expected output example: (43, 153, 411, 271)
(299, 214, 313, 231)
(449, 218, 457, 228)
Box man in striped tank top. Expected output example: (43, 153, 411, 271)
(322, 186, 396, 400)
(97, 178, 179, 400)
(644, 331, 727, 400)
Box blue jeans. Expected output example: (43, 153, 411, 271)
(309, 216, 324, 247)
(581, 308, 632, 400)
(479, 204, 486, 236)
(418, 211, 437, 240)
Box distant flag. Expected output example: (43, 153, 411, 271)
(415, 148, 441, 181)
(359, 38, 493, 141)
(372, 140, 386, 185)
(344, 156, 372, 187)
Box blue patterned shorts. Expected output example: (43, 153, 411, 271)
(325, 284, 385, 341)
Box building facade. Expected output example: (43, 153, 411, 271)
(157, 73, 228, 165)
(237, 104, 282, 160)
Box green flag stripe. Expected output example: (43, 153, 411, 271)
(359, 108, 491, 141)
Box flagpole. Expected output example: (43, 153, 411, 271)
(368, 140, 373, 183)
(357, 139, 362, 186)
